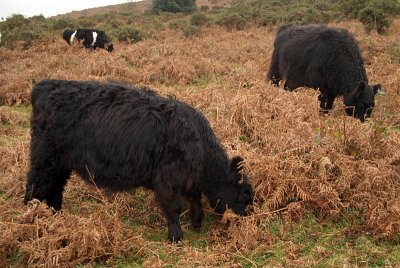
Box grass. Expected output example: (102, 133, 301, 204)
(7, 251, 22, 267)
(0, 105, 30, 145)
(245, 213, 399, 267)
(81, 211, 399, 267)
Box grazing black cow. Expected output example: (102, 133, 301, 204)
(24, 79, 253, 242)
(267, 24, 381, 122)
(62, 28, 114, 52)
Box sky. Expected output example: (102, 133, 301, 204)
(0, 0, 138, 19)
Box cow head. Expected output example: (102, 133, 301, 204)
(106, 43, 114, 52)
(344, 81, 381, 122)
(212, 156, 253, 216)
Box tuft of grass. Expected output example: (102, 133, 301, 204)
(7, 251, 22, 266)
(191, 73, 212, 87)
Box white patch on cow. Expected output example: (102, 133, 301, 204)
(70, 30, 77, 45)
(91, 32, 98, 47)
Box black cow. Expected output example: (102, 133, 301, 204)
(24, 80, 253, 242)
(62, 28, 114, 52)
(267, 24, 381, 122)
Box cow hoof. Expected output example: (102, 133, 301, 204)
(190, 213, 204, 231)
(168, 233, 183, 243)
(191, 221, 202, 231)
(168, 226, 183, 243)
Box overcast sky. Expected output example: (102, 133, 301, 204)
(0, 0, 138, 19)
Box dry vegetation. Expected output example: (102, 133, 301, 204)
(0, 18, 400, 267)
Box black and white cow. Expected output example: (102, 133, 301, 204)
(62, 28, 114, 52)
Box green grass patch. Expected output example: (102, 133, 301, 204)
(111, 257, 143, 268)
(236, 212, 400, 266)
(7, 251, 22, 266)
(0, 104, 31, 130)
(191, 73, 212, 87)
(9, 104, 32, 114)
(0, 135, 27, 145)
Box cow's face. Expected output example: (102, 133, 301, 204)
(345, 81, 381, 122)
(106, 43, 114, 52)
(213, 156, 253, 216)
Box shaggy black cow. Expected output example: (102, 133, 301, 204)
(24, 79, 253, 242)
(62, 28, 114, 52)
(267, 24, 381, 122)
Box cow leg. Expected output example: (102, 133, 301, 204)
(25, 164, 70, 211)
(45, 169, 71, 211)
(267, 50, 281, 86)
(318, 93, 335, 114)
(24, 139, 71, 211)
(154, 184, 183, 242)
(318, 94, 327, 110)
(185, 188, 204, 230)
(325, 96, 335, 110)
(83, 39, 91, 49)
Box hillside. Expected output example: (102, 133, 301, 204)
(51, 1, 152, 19)
(51, 0, 232, 19)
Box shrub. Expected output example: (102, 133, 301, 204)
(216, 13, 246, 31)
(368, 0, 400, 16)
(51, 18, 75, 30)
(209, 6, 223, 14)
(182, 25, 201, 37)
(114, 25, 142, 43)
(358, 6, 389, 34)
(75, 17, 97, 28)
(0, 14, 50, 49)
(152, 0, 197, 13)
(339, 0, 400, 34)
(255, 11, 278, 27)
(200, 5, 210, 12)
(190, 13, 209, 26)
(168, 19, 189, 30)
(339, 0, 368, 19)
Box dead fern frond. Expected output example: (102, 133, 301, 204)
(294, 182, 313, 202)
(266, 183, 288, 209)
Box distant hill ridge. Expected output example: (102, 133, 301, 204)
(51, 0, 151, 19)
(51, 0, 231, 19)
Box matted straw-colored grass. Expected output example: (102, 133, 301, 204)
(0, 20, 399, 266)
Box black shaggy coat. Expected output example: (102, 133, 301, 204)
(267, 24, 381, 122)
(24, 79, 253, 242)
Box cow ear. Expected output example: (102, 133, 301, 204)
(372, 84, 382, 95)
(230, 156, 244, 174)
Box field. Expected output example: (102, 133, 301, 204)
(1, 14, 400, 267)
